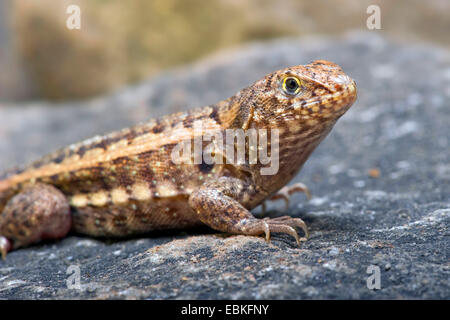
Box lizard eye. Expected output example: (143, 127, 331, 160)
(282, 77, 302, 96)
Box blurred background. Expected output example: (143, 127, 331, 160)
(0, 0, 449, 102)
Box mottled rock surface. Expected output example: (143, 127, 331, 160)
(0, 32, 448, 299)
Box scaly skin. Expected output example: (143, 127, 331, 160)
(0, 60, 357, 259)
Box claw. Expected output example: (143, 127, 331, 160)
(289, 183, 312, 200)
(0, 236, 11, 260)
(269, 182, 312, 210)
(268, 189, 291, 209)
(262, 221, 271, 242)
(260, 216, 309, 247)
(293, 217, 309, 239)
(261, 183, 311, 216)
(283, 182, 311, 200)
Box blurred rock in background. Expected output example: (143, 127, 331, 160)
(0, 0, 37, 100)
(0, 0, 449, 101)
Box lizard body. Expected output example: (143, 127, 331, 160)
(0, 60, 357, 258)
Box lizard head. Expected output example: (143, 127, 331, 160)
(228, 60, 357, 186)
(248, 60, 357, 128)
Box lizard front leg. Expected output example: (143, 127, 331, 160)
(0, 183, 72, 259)
(188, 177, 308, 245)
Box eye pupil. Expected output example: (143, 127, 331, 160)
(283, 77, 300, 95)
(286, 79, 297, 90)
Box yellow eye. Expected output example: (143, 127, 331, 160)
(282, 77, 302, 95)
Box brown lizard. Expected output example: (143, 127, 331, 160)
(0, 60, 357, 259)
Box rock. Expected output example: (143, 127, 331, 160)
(0, 32, 448, 299)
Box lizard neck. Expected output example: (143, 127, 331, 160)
(248, 108, 338, 195)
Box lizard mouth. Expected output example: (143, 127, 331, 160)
(291, 79, 357, 118)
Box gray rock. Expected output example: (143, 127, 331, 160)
(0, 32, 448, 299)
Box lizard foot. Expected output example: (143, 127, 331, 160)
(261, 215, 309, 245)
(261, 182, 311, 214)
(189, 177, 309, 247)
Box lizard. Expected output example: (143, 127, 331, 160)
(0, 60, 357, 259)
